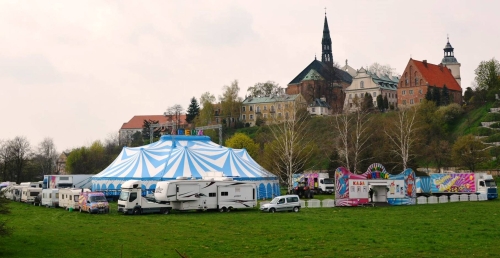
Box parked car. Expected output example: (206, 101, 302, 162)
(260, 195, 301, 213)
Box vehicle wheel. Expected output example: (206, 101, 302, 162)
(293, 206, 299, 213)
(269, 208, 276, 213)
(219, 207, 226, 212)
(88, 208, 92, 214)
(33, 202, 36, 206)
(79, 207, 82, 213)
(227, 207, 231, 213)
(164, 208, 170, 215)
(133, 208, 141, 215)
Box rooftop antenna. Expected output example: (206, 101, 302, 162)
(325, 7, 327, 16)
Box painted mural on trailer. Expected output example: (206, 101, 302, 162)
(430, 173, 476, 193)
(335, 163, 417, 206)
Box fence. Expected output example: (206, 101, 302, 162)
(415, 194, 488, 204)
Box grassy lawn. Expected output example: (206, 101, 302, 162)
(1, 199, 500, 257)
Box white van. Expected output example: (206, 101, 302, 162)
(260, 195, 301, 213)
(21, 187, 42, 204)
(41, 189, 59, 208)
(11, 185, 24, 202)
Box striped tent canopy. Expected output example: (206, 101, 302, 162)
(92, 135, 279, 199)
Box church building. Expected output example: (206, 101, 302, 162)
(285, 14, 352, 113)
(397, 38, 462, 107)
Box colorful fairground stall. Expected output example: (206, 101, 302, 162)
(335, 163, 416, 206)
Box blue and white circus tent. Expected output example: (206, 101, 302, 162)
(92, 135, 279, 199)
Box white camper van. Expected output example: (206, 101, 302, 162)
(20, 187, 42, 204)
(154, 176, 257, 212)
(59, 188, 89, 210)
(41, 189, 59, 208)
(11, 185, 24, 201)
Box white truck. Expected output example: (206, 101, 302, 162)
(293, 172, 335, 196)
(44, 175, 93, 189)
(118, 180, 172, 215)
(154, 176, 257, 213)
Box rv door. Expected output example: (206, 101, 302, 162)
(176, 184, 199, 200)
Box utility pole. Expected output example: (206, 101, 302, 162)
(149, 123, 162, 144)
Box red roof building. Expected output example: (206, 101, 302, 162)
(119, 114, 188, 145)
(398, 58, 462, 107)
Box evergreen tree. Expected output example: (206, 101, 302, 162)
(141, 119, 160, 142)
(432, 87, 441, 106)
(376, 95, 384, 112)
(362, 93, 374, 112)
(441, 85, 450, 106)
(463, 87, 474, 104)
(383, 95, 389, 110)
(425, 87, 433, 101)
(185, 97, 200, 124)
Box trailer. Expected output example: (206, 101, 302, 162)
(10, 185, 24, 202)
(154, 176, 257, 213)
(59, 188, 89, 210)
(43, 175, 93, 189)
(20, 187, 42, 204)
(118, 180, 172, 215)
(293, 172, 335, 196)
(41, 189, 59, 208)
(416, 173, 498, 200)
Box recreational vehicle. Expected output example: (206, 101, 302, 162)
(59, 188, 89, 210)
(20, 187, 42, 204)
(10, 185, 24, 201)
(154, 175, 257, 212)
(41, 189, 59, 208)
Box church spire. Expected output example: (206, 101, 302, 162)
(321, 13, 333, 67)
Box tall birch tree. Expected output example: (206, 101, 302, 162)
(384, 107, 419, 170)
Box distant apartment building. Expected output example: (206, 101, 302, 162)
(241, 94, 307, 127)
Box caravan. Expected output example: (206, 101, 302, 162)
(20, 187, 42, 204)
(41, 189, 59, 208)
(59, 188, 89, 210)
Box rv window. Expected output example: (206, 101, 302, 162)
(480, 181, 485, 187)
(30, 192, 39, 197)
(74, 195, 79, 201)
(56, 193, 59, 198)
(209, 193, 216, 197)
(69, 195, 72, 201)
(221, 192, 228, 196)
(129, 192, 137, 202)
(48, 193, 51, 198)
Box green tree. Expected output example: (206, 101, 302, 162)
(219, 80, 242, 128)
(196, 92, 216, 126)
(441, 85, 450, 106)
(425, 87, 433, 101)
(0, 189, 12, 237)
(185, 97, 200, 124)
(376, 95, 384, 112)
(474, 58, 500, 100)
(362, 93, 374, 112)
(225, 133, 259, 158)
(463, 87, 474, 104)
(141, 119, 160, 142)
(432, 87, 441, 106)
(247, 81, 282, 98)
(451, 134, 490, 172)
(383, 95, 389, 110)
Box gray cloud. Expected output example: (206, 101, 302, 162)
(0, 55, 62, 84)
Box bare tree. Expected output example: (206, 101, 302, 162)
(34, 138, 58, 177)
(247, 81, 283, 98)
(266, 104, 315, 193)
(166, 104, 183, 132)
(368, 62, 398, 77)
(7, 136, 31, 183)
(332, 110, 372, 173)
(197, 92, 216, 126)
(385, 107, 419, 170)
(0, 140, 11, 181)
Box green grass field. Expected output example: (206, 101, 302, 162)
(1, 199, 500, 258)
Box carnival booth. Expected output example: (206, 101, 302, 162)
(92, 135, 279, 199)
(335, 163, 416, 206)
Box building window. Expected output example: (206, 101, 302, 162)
(264, 114, 267, 118)
(419, 89, 422, 94)
(249, 106, 253, 111)
(360, 81, 364, 88)
(373, 92, 376, 97)
(285, 112, 289, 119)
(278, 104, 282, 110)
(403, 100, 407, 105)
(410, 99, 414, 104)
(256, 107, 260, 113)
(349, 94, 352, 99)
(242, 106, 246, 112)
(409, 90, 413, 95)
(312, 108, 316, 112)
(415, 78, 418, 85)
(278, 113, 282, 117)
(264, 106, 267, 111)
(209, 193, 216, 197)
(350, 103, 353, 108)
(405, 79, 408, 86)
(402, 90, 406, 95)
(250, 114, 254, 120)
(242, 115, 246, 120)
(216, 118, 219, 123)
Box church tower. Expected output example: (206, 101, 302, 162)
(321, 14, 333, 67)
(441, 36, 461, 86)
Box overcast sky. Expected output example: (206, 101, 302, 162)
(0, 0, 498, 152)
